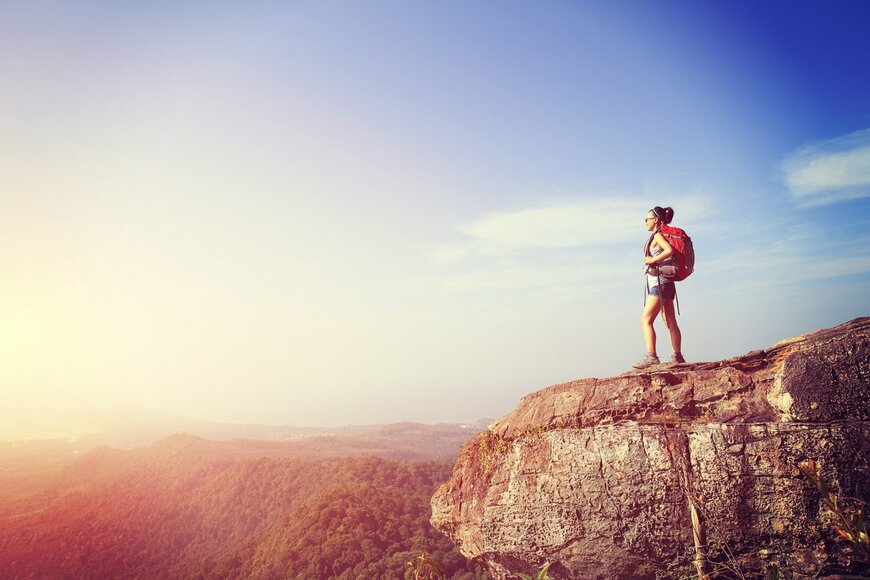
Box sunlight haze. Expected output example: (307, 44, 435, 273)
(2, 1, 869, 439)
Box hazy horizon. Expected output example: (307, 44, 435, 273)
(0, 402, 493, 443)
(3, 1, 869, 440)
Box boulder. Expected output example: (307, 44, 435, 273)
(431, 318, 870, 579)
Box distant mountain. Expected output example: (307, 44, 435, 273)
(0, 436, 490, 579)
(0, 416, 482, 522)
(62, 404, 485, 456)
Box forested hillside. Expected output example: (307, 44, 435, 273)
(0, 436, 488, 579)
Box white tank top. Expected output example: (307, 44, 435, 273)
(646, 242, 671, 288)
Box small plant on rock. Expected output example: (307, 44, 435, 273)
(405, 552, 447, 580)
(799, 458, 870, 563)
(516, 562, 551, 580)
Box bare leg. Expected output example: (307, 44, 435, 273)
(660, 299, 682, 354)
(641, 297, 661, 354)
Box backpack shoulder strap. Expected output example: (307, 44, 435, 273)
(644, 231, 657, 256)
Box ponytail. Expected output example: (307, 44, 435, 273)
(652, 206, 674, 224)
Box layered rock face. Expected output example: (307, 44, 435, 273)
(431, 318, 870, 579)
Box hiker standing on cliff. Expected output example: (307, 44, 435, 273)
(633, 206, 686, 369)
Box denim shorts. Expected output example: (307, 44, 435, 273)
(649, 281, 676, 300)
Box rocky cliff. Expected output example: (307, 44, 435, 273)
(431, 318, 870, 579)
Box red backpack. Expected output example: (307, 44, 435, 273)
(658, 223, 694, 281)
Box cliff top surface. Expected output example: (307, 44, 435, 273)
(490, 316, 870, 438)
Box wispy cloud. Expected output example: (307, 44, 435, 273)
(419, 190, 870, 306)
(782, 128, 870, 206)
(453, 194, 711, 254)
(701, 227, 870, 292)
(413, 194, 712, 304)
(419, 258, 630, 295)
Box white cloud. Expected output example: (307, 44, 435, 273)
(409, 194, 712, 305)
(422, 259, 630, 295)
(456, 195, 711, 252)
(427, 243, 471, 264)
(697, 227, 870, 290)
(782, 128, 870, 206)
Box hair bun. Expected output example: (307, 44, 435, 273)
(652, 206, 674, 224)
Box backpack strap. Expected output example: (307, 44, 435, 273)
(643, 230, 658, 307)
(644, 231, 657, 256)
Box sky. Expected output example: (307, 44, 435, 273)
(1, 0, 869, 439)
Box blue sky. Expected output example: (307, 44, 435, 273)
(1, 1, 869, 437)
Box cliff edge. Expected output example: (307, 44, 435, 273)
(431, 318, 870, 579)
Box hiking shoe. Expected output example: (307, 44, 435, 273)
(632, 353, 660, 369)
(668, 353, 686, 364)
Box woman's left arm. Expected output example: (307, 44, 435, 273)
(644, 233, 673, 265)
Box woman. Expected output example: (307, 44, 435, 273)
(633, 206, 685, 369)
